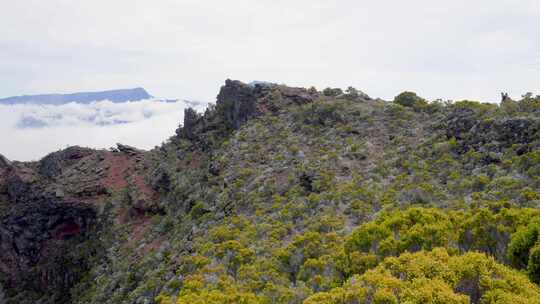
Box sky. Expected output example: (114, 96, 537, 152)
(1, 0, 539, 160)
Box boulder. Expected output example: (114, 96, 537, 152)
(116, 143, 142, 156)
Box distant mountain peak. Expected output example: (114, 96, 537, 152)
(0, 88, 153, 105)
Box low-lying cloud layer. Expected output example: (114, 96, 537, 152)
(0, 100, 206, 161)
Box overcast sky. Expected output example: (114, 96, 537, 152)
(1, 0, 539, 102)
(1, 1, 539, 161)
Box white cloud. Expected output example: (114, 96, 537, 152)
(0, 1, 539, 159)
(0, 100, 206, 161)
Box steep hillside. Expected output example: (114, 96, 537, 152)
(1, 80, 540, 304)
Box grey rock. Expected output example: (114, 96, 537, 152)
(174, 80, 317, 143)
(0, 200, 96, 299)
(446, 108, 540, 154)
(0, 154, 11, 169)
(116, 143, 143, 156)
(39, 146, 94, 178)
(181, 108, 201, 140)
(216, 79, 261, 130)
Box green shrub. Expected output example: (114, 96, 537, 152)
(528, 244, 540, 283)
(322, 87, 343, 97)
(306, 248, 540, 304)
(393, 91, 427, 109)
(507, 221, 540, 268)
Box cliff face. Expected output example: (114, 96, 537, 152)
(0, 145, 157, 303)
(214, 79, 316, 130)
(178, 79, 320, 140)
(0, 200, 96, 298)
(2, 80, 540, 304)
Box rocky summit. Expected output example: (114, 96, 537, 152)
(1, 80, 540, 304)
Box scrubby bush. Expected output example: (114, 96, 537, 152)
(345, 208, 458, 261)
(322, 87, 343, 97)
(305, 248, 540, 304)
(393, 91, 427, 109)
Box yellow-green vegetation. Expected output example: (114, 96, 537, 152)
(151, 207, 540, 303)
(305, 248, 540, 304)
(60, 83, 540, 304)
(393, 91, 428, 110)
(345, 207, 540, 266)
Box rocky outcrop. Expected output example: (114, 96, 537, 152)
(181, 108, 201, 140)
(176, 80, 318, 143)
(6, 174, 45, 204)
(0, 154, 10, 169)
(116, 143, 143, 156)
(0, 155, 11, 205)
(216, 79, 317, 130)
(0, 144, 157, 303)
(216, 79, 263, 130)
(446, 108, 540, 154)
(39, 146, 94, 179)
(476, 118, 540, 147)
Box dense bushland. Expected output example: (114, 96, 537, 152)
(7, 81, 540, 304)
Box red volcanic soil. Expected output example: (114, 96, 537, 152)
(100, 152, 157, 199)
(102, 153, 131, 192)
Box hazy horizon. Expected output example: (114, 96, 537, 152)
(1, 1, 539, 160)
(2, 1, 539, 102)
(0, 99, 206, 161)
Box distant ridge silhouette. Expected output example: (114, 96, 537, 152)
(0, 88, 152, 105)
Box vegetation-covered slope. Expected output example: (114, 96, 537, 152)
(1, 80, 540, 303)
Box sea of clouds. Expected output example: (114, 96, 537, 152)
(0, 99, 206, 161)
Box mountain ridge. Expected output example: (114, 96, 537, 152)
(1, 80, 540, 304)
(0, 87, 152, 105)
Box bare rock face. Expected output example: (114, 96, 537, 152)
(0, 200, 96, 301)
(216, 79, 262, 130)
(116, 143, 143, 156)
(0, 155, 12, 192)
(215, 79, 316, 130)
(181, 108, 201, 140)
(176, 80, 318, 144)
(0, 154, 10, 169)
(0, 149, 101, 302)
(39, 146, 94, 179)
(0, 144, 157, 303)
